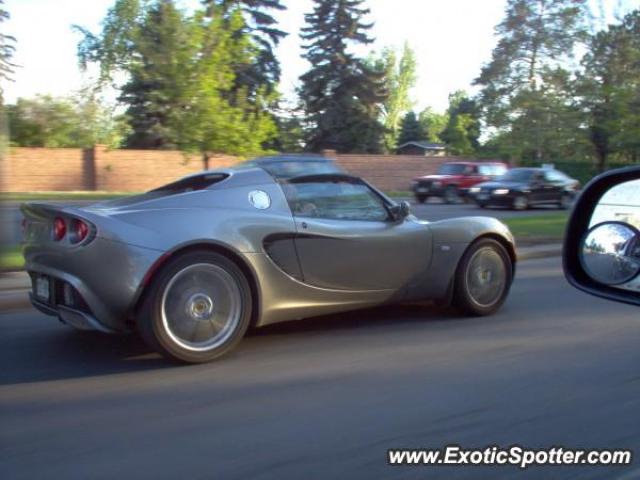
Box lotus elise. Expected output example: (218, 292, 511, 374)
(22, 156, 516, 363)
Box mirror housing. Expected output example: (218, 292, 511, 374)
(390, 200, 411, 221)
(563, 166, 640, 306)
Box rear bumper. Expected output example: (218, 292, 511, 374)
(30, 294, 116, 333)
(24, 237, 163, 332)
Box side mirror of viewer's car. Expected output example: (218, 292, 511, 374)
(563, 166, 640, 306)
(390, 201, 411, 222)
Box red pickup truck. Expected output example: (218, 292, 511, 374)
(411, 161, 509, 203)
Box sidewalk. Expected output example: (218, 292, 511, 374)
(0, 243, 562, 312)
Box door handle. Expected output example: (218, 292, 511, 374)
(301, 222, 308, 229)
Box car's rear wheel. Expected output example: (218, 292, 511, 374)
(512, 194, 529, 210)
(444, 186, 460, 204)
(452, 239, 512, 316)
(138, 251, 252, 363)
(415, 195, 427, 204)
(558, 193, 572, 209)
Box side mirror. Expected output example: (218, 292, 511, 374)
(390, 200, 411, 221)
(563, 166, 640, 306)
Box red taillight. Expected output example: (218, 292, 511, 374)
(53, 217, 66, 241)
(72, 219, 89, 243)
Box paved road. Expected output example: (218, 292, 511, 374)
(1, 257, 639, 479)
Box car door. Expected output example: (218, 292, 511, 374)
(542, 170, 567, 202)
(528, 171, 550, 203)
(283, 176, 432, 291)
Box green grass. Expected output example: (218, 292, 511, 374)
(0, 247, 24, 271)
(503, 213, 569, 242)
(385, 190, 412, 198)
(0, 191, 136, 202)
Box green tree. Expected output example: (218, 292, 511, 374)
(76, 0, 277, 157)
(7, 93, 127, 148)
(203, 0, 286, 98)
(417, 107, 448, 143)
(440, 91, 480, 156)
(397, 111, 423, 146)
(475, 0, 589, 162)
(298, 0, 386, 153)
(578, 9, 640, 169)
(369, 42, 417, 152)
(0, 0, 16, 103)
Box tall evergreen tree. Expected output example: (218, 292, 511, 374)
(475, 0, 589, 162)
(202, 0, 286, 99)
(76, 0, 276, 156)
(578, 9, 640, 169)
(298, 0, 386, 153)
(397, 111, 423, 147)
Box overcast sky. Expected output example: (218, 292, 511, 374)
(3, 0, 633, 112)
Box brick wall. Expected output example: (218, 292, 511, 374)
(4, 147, 90, 191)
(93, 146, 240, 191)
(3, 146, 459, 192)
(333, 154, 449, 191)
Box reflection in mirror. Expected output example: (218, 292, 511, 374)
(587, 179, 640, 292)
(580, 222, 640, 285)
(590, 179, 640, 229)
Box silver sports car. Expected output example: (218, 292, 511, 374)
(22, 156, 516, 363)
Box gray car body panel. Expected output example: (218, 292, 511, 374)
(22, 167, 515, 332)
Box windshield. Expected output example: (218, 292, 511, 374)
(437, 164, 468, 175)
(259, 161, 342, 179)
(498, 169, 535, 182)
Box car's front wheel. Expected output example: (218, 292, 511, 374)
(138, 251, 252, 363)
(452, 239, 512, 316)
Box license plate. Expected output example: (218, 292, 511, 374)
(35, 276, 50, 302)
(477, 194, 489, 200)
(416, 187, 428, 193)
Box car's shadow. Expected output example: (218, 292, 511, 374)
(1, 304, 470, 386)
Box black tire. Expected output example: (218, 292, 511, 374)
(512, 194, 529, 210)
(477, 201, 487, 209)
(558, 193, 572, 210)
(444, 185, 460, 204)
(452, 238, 513, 316)
(138, 251, 252, 363)
(415, 195, 427, 204)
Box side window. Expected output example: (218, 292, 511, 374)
(285, 180, 389, 221)
(543, 170, 564, 183)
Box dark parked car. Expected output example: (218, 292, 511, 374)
(469, 167, 580, 210)
(411, 161, 508, 204)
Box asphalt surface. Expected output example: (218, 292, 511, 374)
(1, 257, 639, 480)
